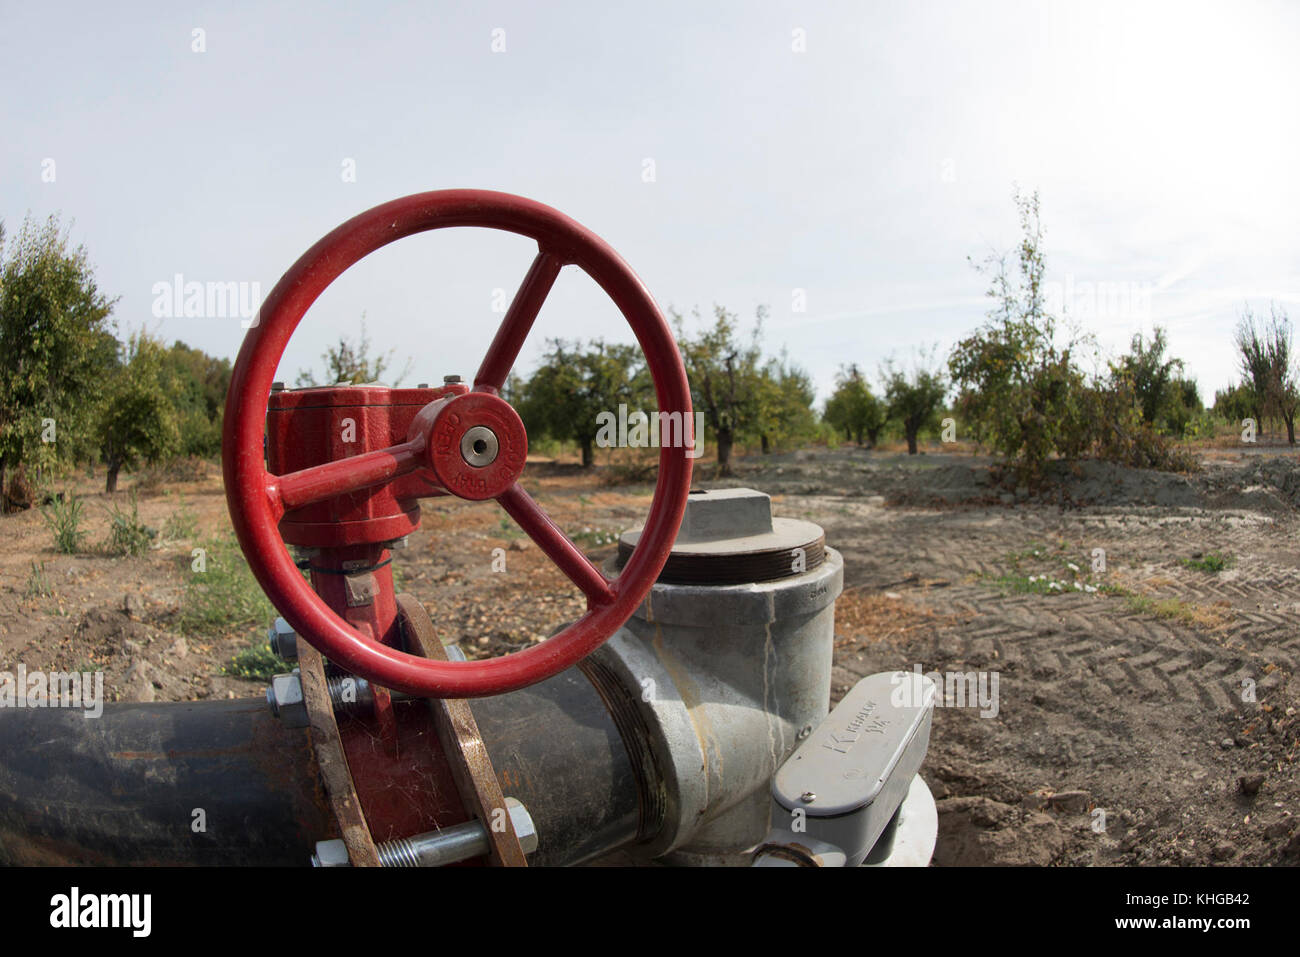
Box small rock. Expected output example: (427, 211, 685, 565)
(122, 660, 154, 703)
(508, 539, 530, 552)
(1021, 790, 1051, 811)
(1219, 738, 1235, 750)
(121, 638, 142, 656)
(1239, 773, 1266, 796)
(1212, 842, 1234, 861)
(1047, 790, 1092, 814)
(166, 638, 188, 660)
(122, 593, 143, 617)
(1263, 819, 1293, 840)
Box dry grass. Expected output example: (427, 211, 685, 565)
(834, 588, 955, 649)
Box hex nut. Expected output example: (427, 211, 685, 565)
(267, 673, 309, 728)
(313, 839, 352, 867)
(506, 797, 539, 854)
(267, 617, 298, 660)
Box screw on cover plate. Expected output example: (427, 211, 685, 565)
(443, 374, 464, 384)
(271, 381, 285, 393)
(800, 791, 817, 803)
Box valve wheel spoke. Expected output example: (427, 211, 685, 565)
(496, 483, 615, 607)
(473, 249, 563, 395)
(270, 438, 427, 514)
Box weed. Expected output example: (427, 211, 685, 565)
(1180, 552, 1233, 573)
(24, 560, 53, 598)
(180, 535, 274, 636)
(104, 492, 155, 556)
(163, 501, 198, 540)
(224, 641, 285, 682)
(41, 494, 84, 554)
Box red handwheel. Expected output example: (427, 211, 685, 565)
(222, 190, 693, 697)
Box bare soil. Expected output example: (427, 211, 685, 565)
(2, 446, 1297, 866)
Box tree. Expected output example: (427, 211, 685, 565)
(295, 316, 412, 387)
(1213, 382, 1256, 426)
(515, 339, 646, 467)
(158, 341, 232, 457)
(949, 189, 1101, 480)
(673, 305, 766, 475)
(754, 351, 817, 453)
(1234, 305, 1297, 444)
(1109, 327, 1201, 437)
(823, 364, 887, 447)
(98, 332, 181, 492)
(883, 354, 948, 455)
(0, 214, 117, 505)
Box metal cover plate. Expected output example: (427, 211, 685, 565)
(773, 671, 935, 817)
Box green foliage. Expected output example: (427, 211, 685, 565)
(1233, 304, 1297, 442)
(294, 315, 411, 388)
(753, 351, 818, 453)
(950, 188, 1193, 479)
(823, 364, 887, 447)
(882, 352, 948, 454)
(1180, 552, 1234, 573)
(224, 642, 286, 682)
(41, 493, 85, 553)
(673, 305, 768, 474)
(158, 341, 231, 457)
(103, 491, 154, 556)
(1213, 382, 1256, 425)
(1109, 327, 1201, 437)
(98, 331, 182, 492)
(162, 501, 198, 540)
(515, 338, 647, 467)
(949, 190, 1096, 481)
(180, 535, 275, 636)
(0, 214, 118, 492)
(1088, 375, 1200, 472)
(24, 560, 53, 598)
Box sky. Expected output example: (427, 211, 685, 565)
(3, 0, 1297, 403)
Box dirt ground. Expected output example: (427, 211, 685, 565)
(2, 444, 1297, 866)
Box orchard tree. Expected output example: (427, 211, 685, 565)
(515, 339, 645, 467)
(883, 354, 948, 455)
(754, 351, 817, 453)
(0, 214, 117, 505)
(949, 189, 1095, 479)
(159, 341, 232, 457)
(1110, 327, 1201, 437)
(295, 316, 412, 387)
(98, 332, 181, 492)
(673, 304, 766, 475)
(1234, 304, 1297, 443)
(823, 364, 887, 447)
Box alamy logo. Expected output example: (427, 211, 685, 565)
(892, 664, 999, 718)
(0, 665, 103, 718)
(50, 887, 151, 937)
(151, 274, 261, 326)
(594, 405, 705, 459)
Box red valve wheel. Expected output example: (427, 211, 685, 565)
(223, 190, 693, 697)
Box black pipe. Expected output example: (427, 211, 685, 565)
(471, 661, 655, 867)
(0, 665, 655, 867)
(0, 698, 334, 866)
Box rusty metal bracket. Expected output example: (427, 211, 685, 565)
(396, 593, 529, 867)
(298, 640, 382, 867)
